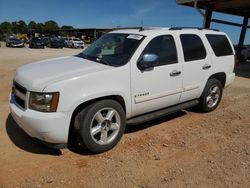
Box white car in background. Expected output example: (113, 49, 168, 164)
(68, 38, 85, 49)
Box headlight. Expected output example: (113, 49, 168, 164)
(29, 92, 59, 112)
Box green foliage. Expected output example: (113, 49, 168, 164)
(44, 20, 59, 34)
(17, 20, 28, 33)
(0, 21, 12, 35)
(28, 21, 37, 31)
(36, 23, 45, 33)
(0, 20, 74, 39)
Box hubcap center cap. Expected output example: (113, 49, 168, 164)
(102, 120, 110, 130)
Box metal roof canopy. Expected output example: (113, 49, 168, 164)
(176, 0, 250, 58)
(177, 0, 250, 17)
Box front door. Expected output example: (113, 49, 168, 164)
(131, 35, 183, 117)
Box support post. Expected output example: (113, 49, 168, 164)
(204, 9, 212, 28)
(94, 29, 97, 39)
(237, 16, 249, 59)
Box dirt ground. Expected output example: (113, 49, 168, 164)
(0, 42, 249, 188)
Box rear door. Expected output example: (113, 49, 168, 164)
(177, 32, 212, 103)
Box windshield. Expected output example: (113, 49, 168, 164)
(79, 33, 144, 67)
(51, 38, 61, 41)
(10, 38, 21, 42)
(32, 38, 42, 42)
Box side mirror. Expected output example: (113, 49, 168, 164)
(138, 54, 159, 70)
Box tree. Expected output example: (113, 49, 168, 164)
(0, 21, 12, 35)
(0, 20, 75, 38)
(44, 20, 59, 35)
(36, 23, 44, 34)
(28, 21, 37, 31)
(60, 25, 74, 36)
(17, 20, 28, 34)
(11, 21, 19, 34)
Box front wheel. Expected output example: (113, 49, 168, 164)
(74, 100, 126, 153)
(199, 78, 223, 112)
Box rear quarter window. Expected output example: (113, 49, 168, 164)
(206, 34, 233, 57)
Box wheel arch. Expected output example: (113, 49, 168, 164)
(67, 95, 126, 143)
(208, 72, 226, 88)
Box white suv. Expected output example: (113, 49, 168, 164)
(9, 28, 235, 153)
(68, 38, 85, 49)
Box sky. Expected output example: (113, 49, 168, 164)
(0, 0, 249, 44)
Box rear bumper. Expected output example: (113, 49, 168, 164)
(225, 73, 235, 87)
(9, 93, 71, 144)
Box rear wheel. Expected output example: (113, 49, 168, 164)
(74, 100, 126, 153)
(199, 79, 223, 112)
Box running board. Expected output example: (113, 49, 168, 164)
(126, 100, 199, 124)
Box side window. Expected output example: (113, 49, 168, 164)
(180, 34, 207, 62)
(142, 35, 178, 66)
(206, 34, 233, 57)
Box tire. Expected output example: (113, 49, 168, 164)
(199, 78, 223, 112)
(74, 100, 126, 153)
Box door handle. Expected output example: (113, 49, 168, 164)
(170, 70, 181, 76)
(202, 64, 211, 70)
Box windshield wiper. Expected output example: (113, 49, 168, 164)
(96, 57, 111, 66)
(76, 53, 112, 66)
(85, 54, 111, 66)
(75, 53, 87, 59)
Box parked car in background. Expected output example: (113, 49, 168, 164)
(241, 45, 250, 62)
(47, 37, 64, 48)
(64, 39, 71, 47)
(67, 38, 85, 48)
(29, 37, 45, 48)
(234, 45, 250, 62)
(41, 37, 50, 46)
(6, 38, 25, 47)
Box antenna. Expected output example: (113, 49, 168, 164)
(139, 19, 144, 31)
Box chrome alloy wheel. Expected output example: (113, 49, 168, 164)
(206, 85, 221, 108)
(90, 108, 121, 145)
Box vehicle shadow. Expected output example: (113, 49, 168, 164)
(5, 114, 62, 155)
(67, 140, 95, 156)
(236, 62, 250, 79)
(5, 111, 187, 155)
(125, 111, 186, 134)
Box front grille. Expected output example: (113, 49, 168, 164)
(13, 82, 27, 109)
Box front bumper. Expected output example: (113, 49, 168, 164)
(74, 43, 84, 48)
(11, 43, 24, 47)
(30, 44, 44, 48)
(9, 93, 71, 144)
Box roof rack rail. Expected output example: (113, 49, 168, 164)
(114, 27, 169, 32)
(169, 27, 219, 31)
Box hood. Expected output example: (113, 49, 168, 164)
(14, 56, 111, 91)
(11, 40, 23, 44)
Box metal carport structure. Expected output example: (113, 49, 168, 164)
(176, 0, 250, 57)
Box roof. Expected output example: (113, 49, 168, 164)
(110, 27, 223, 36)
(176, 0, 250, 17)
